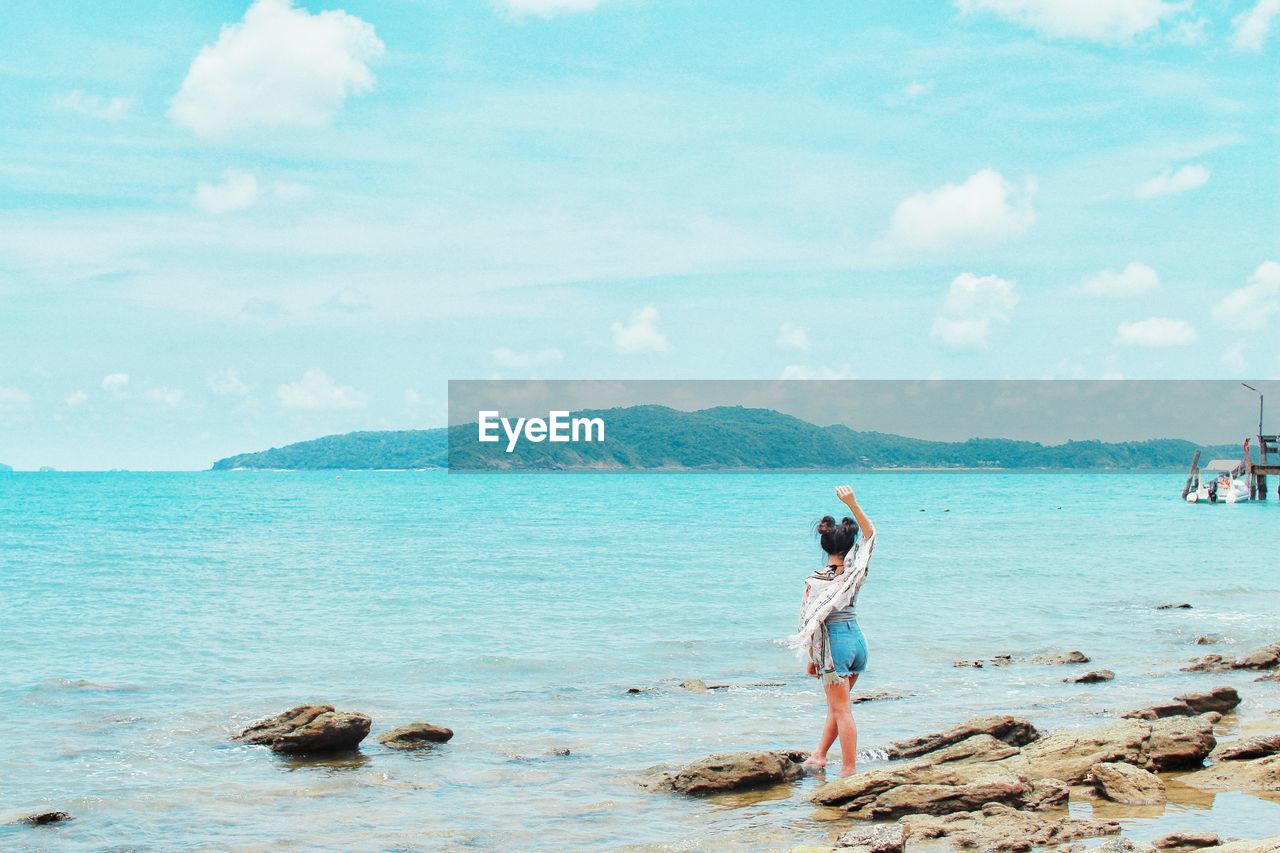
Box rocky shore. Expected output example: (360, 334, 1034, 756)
(650, 671, 1280, 851)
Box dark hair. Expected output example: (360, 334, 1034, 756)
(816, 515, 858, 556)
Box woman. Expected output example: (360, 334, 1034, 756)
(788, 484, 875, 777)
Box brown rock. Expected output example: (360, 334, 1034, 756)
(1154, 830, 1220, 849)
(1199, 836, 1280, 851)
(20, 811, 72, 826)
(850, 690, 911, 704)
(1234, 643, 1280, 670)
(1183, 654, 1235, 673)
(835, 823, 905, 852)
(1088, 761, 1167, 804)
(1147, 715, 1217, 771)
(900, 802, 1121, 851)
(1097, 841, 1158, 853)
(884, 714, 1040, 759)
(1256, 672, 1280, 682)
(1064, 669, 1115, 683)
(377, 722, 454, 750)
(1182, 753, 1280, 796)
(1195, 635, 1220, 645)
(1018, 715, 1214, 781)
(1125, 701, 1194, 720)
(953, 659, 984, 668)
(1158, 603, 1193, 609)
(233, 704, 371, 754)
(669, 750, 804, 795)
(1219, 734, 1280, 761)
(1124, 687, 1237, 720)
(856, 764, 1031, 819)
(1030, 650, 1091, 665)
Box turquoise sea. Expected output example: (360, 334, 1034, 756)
(3, 471, 1280, 849)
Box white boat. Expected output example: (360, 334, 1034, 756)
(1187, 459, 1251, 503)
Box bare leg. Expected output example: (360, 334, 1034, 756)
(805, 710, 838, 766)
(823, 674, 859, 776)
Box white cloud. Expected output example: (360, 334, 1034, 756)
(65, 390, 89, 407)
(1212, 261, 1280, 331)
(930, 272, 1019, 350)
(491, 346, 564, 368)
(611, 305, 669, 354)
(887, 168, 1035, 251)
(954, 0, 1187, 42)
(404, 388, 426, 407)
(325, 289, 372, 313)
(1136, 164, 1209, 199)
(277, 369, 368, 409)
(776, 322, 811, 351)
(170, 0, 384, 137)
(1221, 342, 1247, 371)
(904, 80, 935, 98)
(55, 91, 133, 121)
(101, 373, 130, 396)
(272, 180, 313, 200)
(142, 387, 184, 407)
(1081, 261, 1160, 297)
(1232, 0, 1280, 50)
(208, 368, 251, 396)
(194, 169, 259, 214)
(780, 364, 856, 380)
(499, 0, 603, 17)
(0, 386, 32, 408)
(1116, 317, 1197, 347)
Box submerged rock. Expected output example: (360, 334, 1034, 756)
(1157, 603, 1193, 610)
(1198, 836, 1280, 851)
(1030, 650, 1090, 665)
(834, 823, 905, 852)
(884, 714, 1040, 759)
(668, 750, 805, 795)
(1097, 840, 1158, 853)
(19, 811, 72, 826)
(850, 690, 912, 704)
(1088, 761, 1166, 804)
(1184, 643, 1280, 673)
(1153, 830, 1220, 849)
(377, 722, 454, 750)
(900, 802, 1120, 851)
(1064, 669, 1115, 683)
(233, 704, 371, 754)
(1218, 734, 1280, 761)
(1195, 635, 1220, 645)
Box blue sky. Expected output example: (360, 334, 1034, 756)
(1, 0, 1278, 469)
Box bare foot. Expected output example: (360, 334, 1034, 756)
(839, 766, 857, 777)
(801, 756, 827, 768)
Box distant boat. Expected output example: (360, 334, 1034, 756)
(1187, 459, 1251, 504)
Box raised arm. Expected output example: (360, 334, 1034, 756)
(835, 485, 873, 540)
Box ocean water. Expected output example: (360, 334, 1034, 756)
(2, 471, 1280, 850)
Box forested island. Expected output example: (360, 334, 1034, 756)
(211, 405, 1238, 471)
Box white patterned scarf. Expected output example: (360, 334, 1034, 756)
(785, 532, 876, 685)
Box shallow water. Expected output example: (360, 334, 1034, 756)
(2, 471, 1279, 849)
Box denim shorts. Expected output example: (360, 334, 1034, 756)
(827, 620, 868, 676)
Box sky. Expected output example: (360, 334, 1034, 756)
(1, 0, 1278, 469)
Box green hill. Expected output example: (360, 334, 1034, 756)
(211, 405, 1239, 471)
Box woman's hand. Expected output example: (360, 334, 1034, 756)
(806, 661, 819, 677)
(836, 485, 857, 508)
(837, 483, 875, 538)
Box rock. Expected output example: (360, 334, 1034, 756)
(1199, 837, 1280, 852)
(850, 690, 911, 704)
(1125, 687, 1239, 721)
(835, 823, 905, 852)
(1195, 635, 1220, 645)
(1183, 654, 1235, 673)
(1182, 753, 1280, 796)
(679, 679, 709, 692)
(1097, 841, 1157, 853)
(919, 733, 1022, 765)
(855, 763, 1032, 819)
(1018, 715, 1214, 782)
(377, 722, 454, 750)
(669, 750, 805, 795)
(1218, 734, 1280, 761)
(884, 714, 1040, 759)
(625, 687, 645, 694)
(233, 704, 371, 754)
(1154, 830, 1221, 849)
(548, 747, 571, 756)
(1234, 643, 1280, 670)
(992, 653, 1014, 666)
(1158, 603, 1193, 609)
(953, 659, 984, 668)
(900, 802, 1120, 851)
(1256, 672, 1280, 682)
(20, 811, 72, 826)
(1064, 669, 1115, 683)
(1088, 761, 1167, 804)
(1030, 650, 1090, 665)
